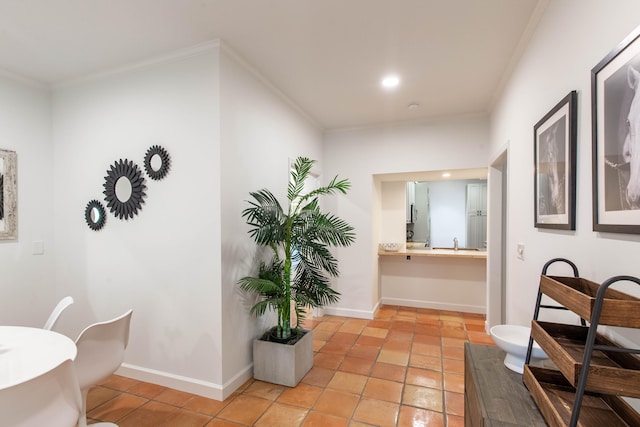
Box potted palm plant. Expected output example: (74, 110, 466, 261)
(238, 156, 355, 386)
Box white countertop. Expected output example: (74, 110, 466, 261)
(378, 246, 487, 259)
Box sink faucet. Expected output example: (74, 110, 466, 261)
(453, 237, 459, 251)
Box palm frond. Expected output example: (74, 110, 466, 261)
(299, 175, 351, 202)
(293, 266, 341, 307)
(303, 211, 356, 247)
(238, 259, 291, 319)
(288, 157, 315, 202)
(293, 304, 307, 328)
(242, 189, 287, 246)
(296, 241, 339, 277)
(238, 276, 281, 295)
(247, 299, 275, 317)
(238, 156, 355, 332)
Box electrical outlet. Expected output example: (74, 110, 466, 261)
(517, 243, 524, 260)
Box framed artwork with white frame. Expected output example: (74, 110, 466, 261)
(592, 25, 640, 234)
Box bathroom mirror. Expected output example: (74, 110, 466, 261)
(407, 178, 487, 249)
(0, 149, 17, 240)
(103, 159, 147, 220)
(84, 199, 106, 231)
(144, 145, 170, 180)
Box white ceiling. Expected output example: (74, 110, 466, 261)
(0, 0, 544, 130)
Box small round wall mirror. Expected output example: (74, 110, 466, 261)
(115, 176, 133, 202)
(144, 145, 170, 180)
(103, 159, 147, 220)
(84, 199, 106, 230)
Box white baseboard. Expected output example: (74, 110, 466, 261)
(381, 297, 485, 314)
(116, 362, 253, 401)
(323, 306, 376, 320)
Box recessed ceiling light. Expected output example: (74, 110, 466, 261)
(381, 75, 400, 88)
(442, 172, 451, 178)
(407, 102, 420, 109)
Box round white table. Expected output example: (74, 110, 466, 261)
(0, 326, 77, 390)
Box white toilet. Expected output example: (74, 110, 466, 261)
(489, 325, 548, 374)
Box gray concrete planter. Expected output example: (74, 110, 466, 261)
(252, 329, 313, 387)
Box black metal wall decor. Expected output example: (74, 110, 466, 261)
(87, 145, 171, 229)
(144, 145, 171, 180)
(103, 159, 147, 220)
(0, 173, 4, 220)
(84, 199, 106, 230)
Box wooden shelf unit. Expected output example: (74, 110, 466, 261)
(523, 365, 640, 427)
(531, 321, 640, 397)
(524, 258, 640, 427)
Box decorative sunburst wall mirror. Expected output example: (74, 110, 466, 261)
(103, 159, 147, 220)
(84, 199, 106, 230)
(144, 145, 170, 180)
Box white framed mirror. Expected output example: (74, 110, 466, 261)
(0, 149, 17, 240)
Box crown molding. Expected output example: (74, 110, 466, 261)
(52, 40, 221, 90)
(324, 111, 489, 135)
(489, 0, 550, 110)
(49, 38, 324, 132)
(0, 67, 48, 90)
(218, 41, 322, 131)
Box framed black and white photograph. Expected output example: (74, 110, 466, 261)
(592, 25, 640, 234)
(534, 91, 577, 230)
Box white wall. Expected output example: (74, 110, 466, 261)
(51, 48, 224, 396)
(1, 41, 325, 400)
(323, 117, 490, 317)
(0, 77, 54, 327)
(50, 43, 324, 399)
(379, 181, 406, 245)
(490, 0, 640, 338)
(218, 47, 323, 392)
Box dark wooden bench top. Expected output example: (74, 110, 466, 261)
(464, 342, 547, 426)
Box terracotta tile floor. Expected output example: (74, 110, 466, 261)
(87, 306, 495, 426)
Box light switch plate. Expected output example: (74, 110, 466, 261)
(516, 243, 524, 260)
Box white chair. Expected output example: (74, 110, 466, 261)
(0, 358, 82, 427)
(44, 296, 75, 331)
(74, 309, 133, 427)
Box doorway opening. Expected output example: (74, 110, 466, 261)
(487, 146, 509, 329)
